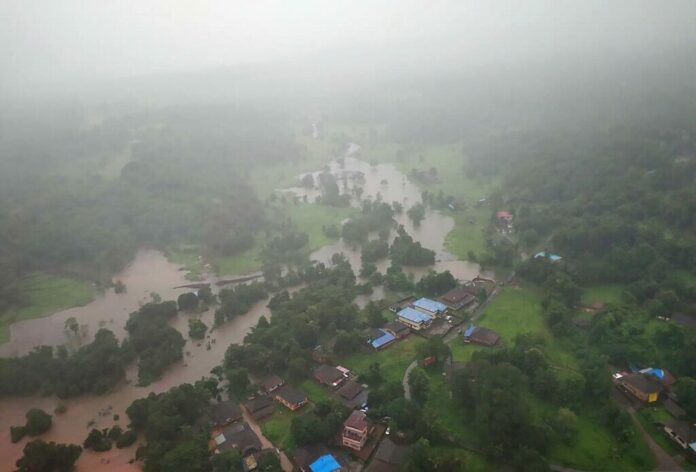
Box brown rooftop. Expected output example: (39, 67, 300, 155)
(344, 410, 368, 431)
(314, 365, 345, 386)
(622, 373, 663, 395)
(440, 286, 476, 305)
(338, 381, 364, 401)
(467, 327, 500, 346)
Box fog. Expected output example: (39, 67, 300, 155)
(2, 0, 696, 100)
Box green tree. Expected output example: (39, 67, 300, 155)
(188, 318, 208, 339)
(177, 292, 199, 311)
(212, 448, 242, 472)
(15, 440, 82, 472)
(408, 367, 430, 405)
(24, 409, 52, 436)
(552, 407, 578, 445)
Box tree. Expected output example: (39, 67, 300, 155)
(408, 367, 430, 405)
(11, 425, 26, 443)
(257, 452, 282, 472)
(64, 317, 79, 337)
(188, 318, 207, 339)
(115, 430, 137, 448)
(177, 292, 199, 311)
(301, 173, 314, 188)
(676, 377, 696, 421)
(24, 409, 52, 436)
(365, 302, 386, 328)
(226, 368, 250, 399)
(158, 437, 210, 472)
(83, 428, 111, 451)
(15, 440, 82, 472)
(552, 407, 578, 445)
(212, 448, 242, 472)
(407, 203, 426, 226)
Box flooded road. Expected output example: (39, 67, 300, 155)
(0, 143, 488, 471)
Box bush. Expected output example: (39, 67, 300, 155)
(24, 409, 52, 436)
(115, 429, 138, 448)
(188, 318, 208, 339)
(107, 425, 123, 441)
(10, 425, 26, 443)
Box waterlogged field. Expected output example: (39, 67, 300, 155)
(0, 273, 97, 343)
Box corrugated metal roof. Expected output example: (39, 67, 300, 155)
(413, 298, 447, 313)
(370, 329, 396, 349)
(398, 307, 433, 324)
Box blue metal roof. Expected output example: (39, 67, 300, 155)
(640, 367, 665, 379)
(310, 454, 341, 472)
(463, 325, 476, 337)
(535, 251, 562, 262)
(370, 329, 396, 349)
(398, 307, 433, 324)
(413, 297, 447, 313)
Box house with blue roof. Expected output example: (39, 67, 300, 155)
(309, 454, 341, 472)
(397, 306, 433, 330)
(412, 297, 448, 316)
(367, 328, 396, 350)
(534, 251, 563, 262)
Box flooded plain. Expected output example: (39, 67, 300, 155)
(0, 145, 487, 471)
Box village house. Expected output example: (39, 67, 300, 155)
(212, 422, 262, 456)
(397, 307, 433, 331)
(664, 420, 696, 457)
(314, 365, 347, 388)
(273, 385, 308, 411)
(365, 438, 411, 472)
(210, 400, 243, 428)
(496, 210, 513, 222)
(334, 380, 368, 409)
(412, 297, 448, 317)
(382, 320, 410, 339)
(462, 325, 500, 346)
(367, 328, 396, 350)
(244, 395, 275, 421)
(439, 286, 476, 310)
(293, 445, 344, 472)
(617, 372, 664, 403)
(259, 374, 285, 394)
(242, 450, 281, 472)
(342, 410, 371, 451)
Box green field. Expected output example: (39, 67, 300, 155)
(341, 336, 426, 384)
(283, 203, 357, 251)
(300, 379, 331, 404)
(214, 236, 267, 276)
(260, 407, 299, 451)
(166, 244, 206, 281)
(581, 284, 627, 306)
(0, 273, 98, 343)
(445, 208, 491, 261)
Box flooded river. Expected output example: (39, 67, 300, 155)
(0, 144, 486, 471)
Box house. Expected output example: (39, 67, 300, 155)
(388, 296, 416, 313)
(640, 367, 677, 390)
(309, 454, 343, 472)
(439, 286, 476, 310)
(334, 380, 368, 409)
(397, 307, 433, 331)
(383, 320, 410, 339)
(535, 251, 562, 262)
(243, 449, 280, 472)
(664, 398, 686, 418)
(342, 410, 370, 451)
(462, 325, 500, 346)
(336, 366, 351, 378)
(244, 396, 275, 421)
(259, 374, 284, 394)
(618, 373, 663, 403)
(314, 365, 347, 388)
(368, 328, 396, 350)
(412, 297, 448, 316)
(366, 438, 411, 472)
(293, 445, 343, 472)
(496, 210, 513, 222)
(664, 420, 696, 456)
(213, 422, 262, 455)
(210, 400, 243, 427)
(274, 385, 308, 411)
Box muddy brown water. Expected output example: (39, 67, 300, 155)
(0, 145, 488, 471)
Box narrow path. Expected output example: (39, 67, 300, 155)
(627, 409, 683, 472)
(241, 408, 293, 472)
(403, 360, 418, 400)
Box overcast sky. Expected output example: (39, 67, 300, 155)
(1, 0, 696, 95)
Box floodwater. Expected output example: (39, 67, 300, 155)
(0, 144, 487, 471)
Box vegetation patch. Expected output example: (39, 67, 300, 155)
(0, 273, 97, 343)
(342, 336, 425, 384)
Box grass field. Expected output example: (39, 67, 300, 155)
(214, 236, 267, 276)
(445, 207, 492, 261)
(166, 244, 205, 280)
(0, 273, 98, 343)
(300, 379, 331, 404)
(260, 407, 299, 451)
(341, 336, 425, 384)
(475, 286, 579, 369)
(581, 284, 627, 306)
(283, 203, 357, 251)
